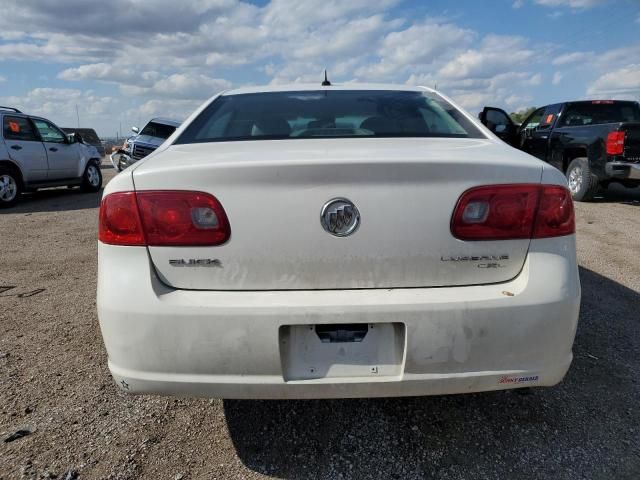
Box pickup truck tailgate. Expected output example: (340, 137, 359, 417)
(620, 123, 640, 161)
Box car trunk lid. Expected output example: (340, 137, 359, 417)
(132, 138, 543, 290)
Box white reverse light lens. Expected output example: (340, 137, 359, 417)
(191, 207, 219, 229)
(462, 201, 490, 224)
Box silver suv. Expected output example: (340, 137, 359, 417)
(0, 106, 103, 208)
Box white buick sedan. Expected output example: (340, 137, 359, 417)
(97, 84, 580, 399)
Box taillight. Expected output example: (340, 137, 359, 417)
(451, 184, 574, 241)
(606, 131, 625, 155)
(99, 191, 230, 246)
(99, 192, 145, 245)
(532, 185, 575, 238)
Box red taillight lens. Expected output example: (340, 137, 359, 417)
(451, 185, 541, 240)
(606, 131, 625, 155)
(99, 191, 230, 246)
(137, 191, 230, 246)
(532, 185, 575, 238)
(451, 184, 574, 241)
(99, 192, 145, 245)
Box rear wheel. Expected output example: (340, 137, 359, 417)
(0, 168, 21, 208)
(81, 161, 102, 192)
(566, 157, 599, 201)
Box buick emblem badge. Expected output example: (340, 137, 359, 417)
(320, 198, 360, 237)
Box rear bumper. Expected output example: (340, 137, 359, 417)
(605, 161, 640, 180)
(97, 236, 581, 399)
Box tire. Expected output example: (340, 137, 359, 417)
(81, 161, 102, 192)
(566, 157, 599, 202)
(0, 167, 21, 208)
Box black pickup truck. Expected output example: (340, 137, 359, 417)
(479, 100, 640, 201)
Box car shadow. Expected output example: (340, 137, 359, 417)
(1, 187, 104, 214)
(223, 267, 640, 479)
(591, 184, 640, 205)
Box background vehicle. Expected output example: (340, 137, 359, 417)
(0, 106, 103, 208)
(480, 100, 640, 201)
(97, 85, 580, 400)
(62, 127, 106, 157)
(110, 117, 180, 171)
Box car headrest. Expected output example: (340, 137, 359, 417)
(360, 116, 402, 133)
(252, 117, 291, 137)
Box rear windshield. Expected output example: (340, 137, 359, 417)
(140, 122, 177, 139)
(559, 102, 640, 127)
(175, 90, 484, 144)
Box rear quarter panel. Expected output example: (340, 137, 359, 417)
(74, 144, 101, 177)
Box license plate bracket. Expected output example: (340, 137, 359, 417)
(279, 323, 405, 381)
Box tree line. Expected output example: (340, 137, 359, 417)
(510, 107, 537, 123)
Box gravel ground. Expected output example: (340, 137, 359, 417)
(1, 161, 639, 480)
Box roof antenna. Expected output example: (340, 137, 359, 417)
(321, 70, 331, 86)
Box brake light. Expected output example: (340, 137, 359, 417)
(99, 191, 230, 246)
(451, 184, 574, 240)
(99, 192, 145, 245)
(606, 131, 625, 155)
(532, 185, 575, 239)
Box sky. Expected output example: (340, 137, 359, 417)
(0, 0, 638, 138)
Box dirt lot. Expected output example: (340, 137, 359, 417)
(1, 162, 639, 480)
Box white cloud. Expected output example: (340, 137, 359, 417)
(587, 64, 640, 97)
(129, 99, 201, 121)
(140, 74, 231, 100)
(591, 44, 640, 70)
(349, 21, 473, 82)
(529, 73, 543, 86)
(0, 88, 115, 124)
(378, 22, 472, 68)
(262, 0, 401, 34)
(58, 63, 160, 87)
(59, 63, 230, 101)
(504, 93, 534, 110)
(0, 31, 25, 40)
(534, 0, 606, 8)
(205, 52, 249, 67)
(552, 72, 563, 84)
(292, 15, 391, 60)
(426, 70, 545, 113)
(438, 35, 534, 80)
(450, 92, 496, 112)
(555, 46, 640, 100)
(3, 0, 624, 136)
(0, 33, 119, 63)
(552, 51, 592, 65)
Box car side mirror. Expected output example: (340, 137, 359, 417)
(66, 133, 77, 144)
(131, 126, 139, 134)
